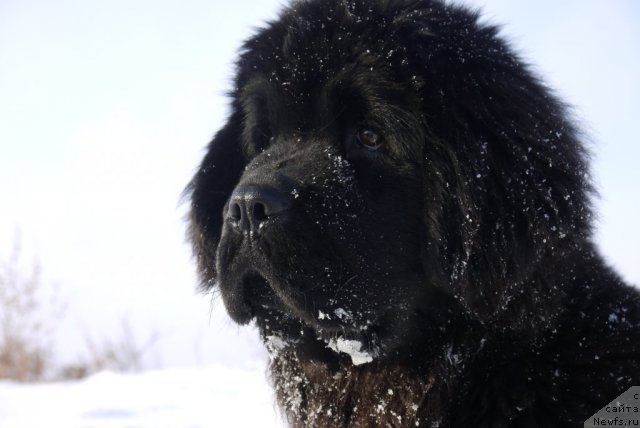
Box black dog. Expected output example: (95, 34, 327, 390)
(186, 0, 640, 426)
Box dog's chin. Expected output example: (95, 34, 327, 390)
(254, 305, 387, 366)
(221, 269, 358, 327)
(217, 271, 379, 360)
(218, 261, 432, 365)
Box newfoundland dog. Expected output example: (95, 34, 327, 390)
(186, 0, 640, 426)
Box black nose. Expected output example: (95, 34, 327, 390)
(227, 184, 292, 235)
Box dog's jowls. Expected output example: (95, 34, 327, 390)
(186, 0, 640, 426)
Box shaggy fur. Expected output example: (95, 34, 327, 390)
(186, 0, 640, 426)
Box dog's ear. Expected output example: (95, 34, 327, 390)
(398, 7, 593, 329)
(186, 109, 246, 290)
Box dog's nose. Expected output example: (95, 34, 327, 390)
(227, 184, 292, 235)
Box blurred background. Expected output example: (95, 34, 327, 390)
(0, 0, 638, 424)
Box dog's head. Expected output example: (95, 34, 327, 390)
(187, 0, 592, 363)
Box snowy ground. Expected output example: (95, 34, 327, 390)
(0, 364, 282, 428)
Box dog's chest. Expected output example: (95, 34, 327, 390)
(271, 352, 456, 427)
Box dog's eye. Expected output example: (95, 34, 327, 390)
(356, 128, 383, 151)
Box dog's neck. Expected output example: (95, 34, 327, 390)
(268, 308, 483, 427)
(270, 349, 453, 427)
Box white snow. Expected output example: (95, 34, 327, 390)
(265, 335, 289, 360)
(326, 338, 374, 366)
(333, 308, 351, 320)
(444, 344, 463, 368)
(0, 364, 281, 428)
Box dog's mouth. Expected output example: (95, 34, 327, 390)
(241, 271, 278, 311)
(227, 269, 384, 364)
(236, 270, 363, 328)
(223, 271, 287, 324)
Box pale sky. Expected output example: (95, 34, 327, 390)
(0, 0, 638, 369)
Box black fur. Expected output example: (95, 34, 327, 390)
(186, 0, 640, 426)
